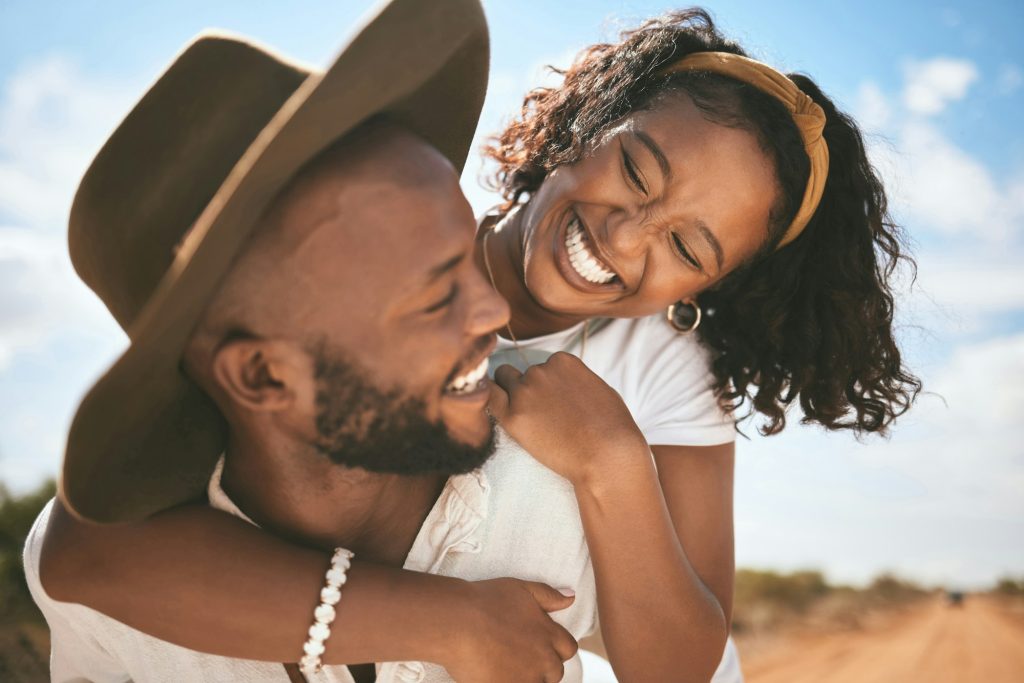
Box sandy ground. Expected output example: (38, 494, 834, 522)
(740, 596, 1024, 683)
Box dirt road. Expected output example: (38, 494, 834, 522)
(742, 597, 1024, 683)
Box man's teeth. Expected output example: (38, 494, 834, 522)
(445, 356, 489, 394)
(566, 217, 616, 284)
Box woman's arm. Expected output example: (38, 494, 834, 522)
(652, 442, 735, 624)
(491, 353, 730, 683)
(39, 499, 577, 681)
(572, 444, 730, 683)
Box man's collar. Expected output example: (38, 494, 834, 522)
(207, 454, 492, 541)
(208, 455, 256, 526)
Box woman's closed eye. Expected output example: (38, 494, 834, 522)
(671, 233, 702, 271)
(621, 147, 648, 195)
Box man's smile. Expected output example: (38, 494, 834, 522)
(444, 355, 490, 396)
(441, 335, 497, 402)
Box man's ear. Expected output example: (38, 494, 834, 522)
(210, 339, 307, 413)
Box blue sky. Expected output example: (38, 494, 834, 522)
(1, 0, 1022, 587)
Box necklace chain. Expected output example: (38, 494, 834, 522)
(482, 226, 589, 364)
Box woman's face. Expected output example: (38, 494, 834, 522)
(517, 92, 780, 319)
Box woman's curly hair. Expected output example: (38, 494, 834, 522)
(484, 8, 921, 436)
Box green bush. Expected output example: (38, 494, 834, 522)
(992, 576, 1024, 596)
(0, 480, 55, 623)
(732, 567, 927, 634)
(735, 568, 830, 613)
(864, 572, 927, 604)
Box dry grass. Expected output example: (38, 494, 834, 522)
(730, 568, 933, 665)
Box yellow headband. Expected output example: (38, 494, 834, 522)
(659, 52, 829, 248)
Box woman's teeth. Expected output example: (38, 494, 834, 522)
(445, 356, 489, 395)
(566, 217, 616, 284)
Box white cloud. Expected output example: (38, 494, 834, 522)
(913, 255, 1024, 315)
(892, 120, 1024, 243)
(852, 335, 1024, 528)
(736, 333, 1024, 587)
(902, 57, 978, 116)
(0, 56, 135, 231)
(931, 334, 1024, 428)
(0, 57, 138, 492)
(857, 65, 1024, 248)
(0, 227, 113, 371)
(855, 81, 891, 132)
(0, 57, 134, 368)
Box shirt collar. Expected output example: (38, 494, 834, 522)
(206, 454, 491, 552)
(207, 455, 257, 525)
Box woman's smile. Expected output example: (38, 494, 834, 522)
(553, 211, 626, 295)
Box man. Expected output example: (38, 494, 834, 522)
(23, 1, 592, 681)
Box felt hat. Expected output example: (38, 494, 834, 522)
(62, 0, 490, 522)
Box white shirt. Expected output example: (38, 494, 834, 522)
(25, 313, 740, 683)
(25, 440, 595, 683)
(490, 314, 735, 447)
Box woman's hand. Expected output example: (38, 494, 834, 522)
(488, 352, 649, 486)
(445, 578, 578, 683)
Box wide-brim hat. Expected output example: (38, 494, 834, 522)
(61, 0, 490, 522)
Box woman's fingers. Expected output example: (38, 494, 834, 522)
(488, 363, 522, 423)
(487, 381, 510, 421)
(492, 363, 523, 392)
(552, 624, 579, 662)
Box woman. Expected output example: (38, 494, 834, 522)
(39, 9, 918, 683)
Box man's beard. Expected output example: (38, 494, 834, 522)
(309, 344, 496, 475)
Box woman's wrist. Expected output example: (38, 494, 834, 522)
(574, 434, 656, 497)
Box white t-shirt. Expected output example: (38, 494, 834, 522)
(492, 313, 744, 683)
(489, 313, 736, 447)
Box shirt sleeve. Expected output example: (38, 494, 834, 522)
(23, 499, 130, 683)
(629, 316, 736, 447)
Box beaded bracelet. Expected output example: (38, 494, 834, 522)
(299, 547, 354, 675)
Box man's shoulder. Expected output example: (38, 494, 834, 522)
(479, 432, 582, 534)
(22, 497, 112, 635)
(22, 497, 94, 615)
(22, 499, 299, 682)
(22, 498, 130, 680)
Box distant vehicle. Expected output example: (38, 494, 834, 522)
(946, 590, 965, 607)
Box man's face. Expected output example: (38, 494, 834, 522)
(231, 123, 510, 473)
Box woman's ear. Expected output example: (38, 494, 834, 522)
(210, 339, 306, 413)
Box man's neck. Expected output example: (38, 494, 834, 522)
(220, 431, 447, 567)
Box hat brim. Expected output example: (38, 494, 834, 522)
(61, 0, 490, 522)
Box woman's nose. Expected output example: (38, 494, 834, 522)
(603, 209, 652, 259)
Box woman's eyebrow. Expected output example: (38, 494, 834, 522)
(634, 130, 672, 181)
(695, 220, 724, 273)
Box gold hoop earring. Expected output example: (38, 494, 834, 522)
(667, 300, 701, 333)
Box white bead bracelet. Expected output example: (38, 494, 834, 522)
(298, 547, 354, 675)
